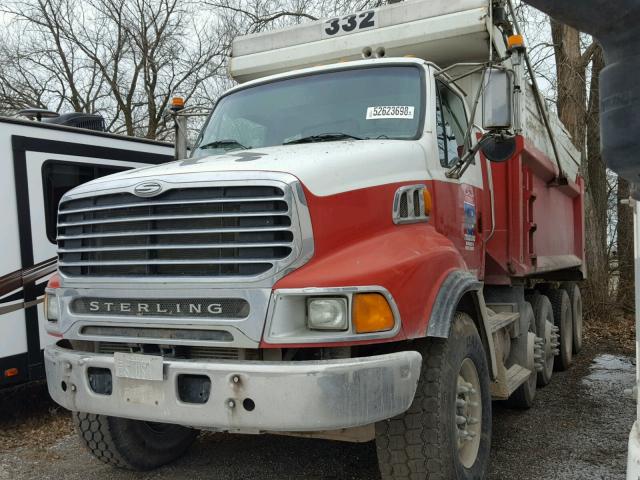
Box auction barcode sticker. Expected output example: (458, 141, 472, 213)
(366, 106, 415, 120)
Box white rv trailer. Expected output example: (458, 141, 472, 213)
(0, 116, 173, 388)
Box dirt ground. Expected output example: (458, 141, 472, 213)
(0, 332, 635, 480)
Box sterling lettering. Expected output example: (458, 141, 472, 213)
(82, 301, 226, 316)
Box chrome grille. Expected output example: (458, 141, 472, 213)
(57, 185, 296, 278)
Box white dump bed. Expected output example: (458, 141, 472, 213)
(230, 0, 494, 83)
(229, 0, 580, 181)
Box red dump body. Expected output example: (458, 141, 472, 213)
(485, 136, 585, 285)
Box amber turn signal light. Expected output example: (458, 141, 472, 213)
(353, 293, 395, 334)
(4, 368, 19, 378)
(422, 187, 432, 216)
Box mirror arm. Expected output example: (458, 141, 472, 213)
(446, 134, 494, 179)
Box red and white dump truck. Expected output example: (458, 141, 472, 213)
(43, 0, 585, 477)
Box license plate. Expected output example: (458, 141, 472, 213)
(114, 352, 163, 381)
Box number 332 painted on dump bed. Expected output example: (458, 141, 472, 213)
(323, 11, 376, 37)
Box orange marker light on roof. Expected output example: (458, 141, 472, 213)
(170, 96, 185, 111)
(353, 293, 395, 334)
(507, 34, 524, 50)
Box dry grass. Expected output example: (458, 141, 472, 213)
(584, 312, 635, 354)
(0, 382, 73, 451)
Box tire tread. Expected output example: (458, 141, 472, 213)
(546, 288, 572, 371)
(376, 312, 490, 479)
(73, 412, 130, 469)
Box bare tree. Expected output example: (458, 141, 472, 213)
(1, 0, 227, 138)
(617, 177, 634, 311)
(548, 20, 611, 314)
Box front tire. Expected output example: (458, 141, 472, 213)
(73, 412, 198, 470)
(375, 312, 492, 479)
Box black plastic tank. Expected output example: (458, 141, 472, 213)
(524, 0, 640, 182)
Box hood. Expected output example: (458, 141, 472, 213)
(84, 140, 429, 197)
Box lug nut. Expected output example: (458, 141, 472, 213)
(227, 399, 236, 409)
(232, 375, 240, 384)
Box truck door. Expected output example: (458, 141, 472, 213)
(433, 81, 484, 277)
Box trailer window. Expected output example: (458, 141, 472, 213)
(42, 161, 129, 244)
(193, 65, 424, 156)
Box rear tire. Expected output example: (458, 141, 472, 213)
(375, 312, 492, 479)
(73, 412, 198, 470)
(561, 282, 583, 354)
(546, 288, 573, 371)
(506, 301, 537, 408)
(526, 292, 555, 386)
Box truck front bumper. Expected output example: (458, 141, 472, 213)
(45, 343, 422, 432)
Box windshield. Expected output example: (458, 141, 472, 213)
(193, 65, 424, 156)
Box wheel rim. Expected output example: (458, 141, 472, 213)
(456, 357, 482, 468)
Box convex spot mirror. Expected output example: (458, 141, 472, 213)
(480, 134, 518, 163)
(482, 68, 513, 131)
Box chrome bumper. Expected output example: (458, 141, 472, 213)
(45, 344, 422, 432)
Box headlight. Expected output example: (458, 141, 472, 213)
(307, 297, 348, 331)
(44, 292, 59, 321)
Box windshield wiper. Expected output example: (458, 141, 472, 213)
(198, 139, 249, 151)
(283, 132, 364, 145)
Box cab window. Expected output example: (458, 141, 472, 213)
(436, 82, 469, 168)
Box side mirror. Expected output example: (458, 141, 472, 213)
(482, 68, 513, 131)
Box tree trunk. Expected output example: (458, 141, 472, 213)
(583, 45, 609, 314)
(617, 177, 634, 311)
(550, 20, 587, 150)
(551, 18, 608, 315)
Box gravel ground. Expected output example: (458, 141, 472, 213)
(0, 343, 634, 480)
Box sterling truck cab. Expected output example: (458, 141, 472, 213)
(44, 1, 585, 478)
